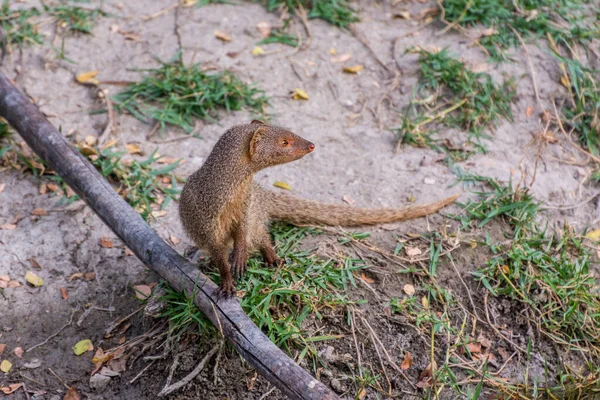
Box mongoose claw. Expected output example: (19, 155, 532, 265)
(217, 279, 236, 298)
(266, 257, 286, 268)
(231, 255, 248, 281)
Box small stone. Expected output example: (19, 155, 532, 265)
(89, 373, 112, 390)
(424, 177, 436, 185)
(321, 369, 333, 378)
(330, 378, 346, 393)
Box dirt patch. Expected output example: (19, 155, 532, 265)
(1, 0, 599, 399)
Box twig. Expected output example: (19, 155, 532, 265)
(349, 25, 392, 73)
(448, 257, 481, 320)
(141, 3, 178, 21)
(552, 100, 600, 164)
(544, 192, 600, 210)
(259, 386, 278, 400)
(97, 88, 115, 146)
(213, 339, 224, 385)
(48, 368, 69, 389)
(158, 344, 220, 397)
(349, 308, 363, 378)
(130, 361, 155, 384)
(508, 25, 544, 113)
(104, 306, 144, 338)
(27, 307, 78, 352)
(174, 4, 183, 61)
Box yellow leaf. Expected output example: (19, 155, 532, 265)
(102, 139, 118, 150)
(76, 71, 99, 85)
(394, 11, 411, 19)
(291, 88, 309, 100)
(125, 143, 142, 155)
(84, 135, 97, 146)
(0, 359, 12, 373)
(252, 46, 265, 56)
(80, 145, 97, 157)
(500, 264, 510, 275)
(560, 75, 570, 88)
(273, 181, 292, 190)
(585, 229, 600, 241)
(73, 339, 93, 356)
(133, 284, 152, 300)
(329, 48, 337, 55)
(152, 210, 168, 218)
(343, 65, 364, 74)
(401, 351, 413, 370)
(214, 30, 232, 42)
(331, 53, 352, 63)
(25, 271, 44, 287)
(256, 21, 271, 38)
(421, 296, 429, 309)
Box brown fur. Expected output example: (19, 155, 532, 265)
(179, 121, 459, 296)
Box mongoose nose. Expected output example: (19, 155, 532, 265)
(308, 143, 315, 152)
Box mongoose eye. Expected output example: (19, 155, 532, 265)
(281, 139, 289, 146)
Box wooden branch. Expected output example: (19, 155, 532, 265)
(0, 72, 338, 400)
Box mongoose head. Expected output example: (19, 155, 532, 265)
(248, 120, 315, 170)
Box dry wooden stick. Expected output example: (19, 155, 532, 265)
(0, 72, 337, 400)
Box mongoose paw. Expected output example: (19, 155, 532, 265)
(218, 279, 236, 298)
(231, 255, 248, 281)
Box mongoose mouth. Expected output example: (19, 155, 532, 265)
(307, 143, 315, 152)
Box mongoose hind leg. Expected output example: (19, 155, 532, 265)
(255, 229, 285, 267)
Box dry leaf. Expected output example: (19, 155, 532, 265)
(331, 53, 352, 63)
(405, 247, 422, 257)
(417, 361, 436, 388)
(152, 210, 168, 218)
(47, 183, 59, 192)
(0, 281, 8, 289)
(84, 135, 97, 146)
(7, 280, 20, 288)
(526, 106, 534, 118)
(257, 21, 271, 37)
(403, 284, 415, 295)
(273, 181, 292, 190)
(585, 229, 600, 241)
(560, 75, 570, 88)
(29, 258, 41, 269)
(170, 233, 181, 245)
(0, 275, 8, 282)
(64, 387, 81, 400)
(60, 287, 69, 300)
(500, 264, 510, 274)
(73, 339, 93, 356)
(214, 30, 232, 42)
(102, 139, 118, 150)
(125, 143, 142, 155)
(0, 184, 4, 195)
(39, 184, 47, 195)
(0, 224, 17, 230)
(124, 247, 134, 256)
(401, 351, 413, 370)
(99, 237, 114, 248)
(0, 359, 12, 373)
(342, 195, 354, 205)
(360, 273, 375, 284)
(252, 46, 265, 56)
(32, 208, 47, 216)
(157, 156, 178, 164)
(69, 272, 83, 281)
(467, 342, 482, 354)
(80, 145, 98, 157)
(394, 11, 411, 19)
(25, 271, 44, 287)
(421, 296, 429, 309)
(357, 388, 367, 399)
(133, 284, 152, 300)
(83, 272, 96, 281)
(471, 63, 489, 73)
(478, 334, 492, 348)
(0, 383, 22, 394)
(13, 347, 23, 358)
(343, 65, 364, 74)
(76, 71, 99, 85)
(291, 88, 309, 100)
(0, 344, 5, 355)
(417, 6, 440, 19)
(329, 48, 337, 55)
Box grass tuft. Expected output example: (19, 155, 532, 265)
(394, 49, 515, 158)
(261, 0, 359, 28)
(441, 0, 600, 61)
(113, 58, 269, 133)
(47, 4, 108, 35)
(0, 1, 42, 49)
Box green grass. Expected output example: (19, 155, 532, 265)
(394, 49, 515, 158)
(47, 4, 108, 35)
(260, 0, 359, 28)
(257, 20, 299, 47)
(113, 58, 269, 133)
(83, 146, 181, 221)
(0, 1, 43, 49)
(553, 53, 600, 157)
(158, 224, 366, 366)
(441, 0, 600, 61)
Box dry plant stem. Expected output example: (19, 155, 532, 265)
(141, 3, 178, 21)
(449, 257, 481, 320)
(349, 308, 363, 378)
(544, 192, 600, 210)
(552, 100, 600, 164)
(259, 387, 278, 400)
(130, 360, 155, 384)
(26, 307, 78, 353)
(213, 339, 224, 385)
(0, 72, 338, 400)
(508, 25, 544, 112)
(158, 344, 221, 397)
(349, 25, 392, 73)
(97, 88, 115, 146)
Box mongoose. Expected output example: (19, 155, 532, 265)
(179, 121, 459, 296)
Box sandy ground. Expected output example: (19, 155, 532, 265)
(0, 0, 598, 399)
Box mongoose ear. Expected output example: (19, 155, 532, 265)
(249, 127, 266, 158)
(250, 119, 265, 125)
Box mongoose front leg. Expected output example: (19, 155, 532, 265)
(231, 224, 249, 281)
(210, 245, 235, 297)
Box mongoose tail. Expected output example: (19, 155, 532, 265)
(256, 186, 460, 226)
